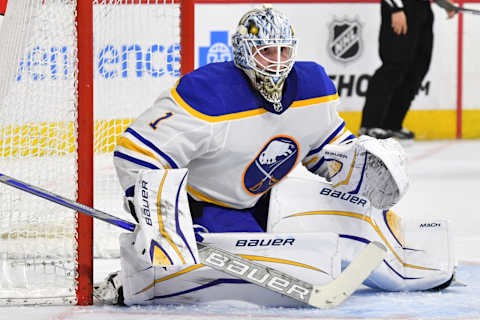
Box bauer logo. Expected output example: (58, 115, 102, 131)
(236, 238, 295, 247)
(320, 187, 368, 207)
(327, 18, 363, 63)
(199, 31, 233, 67)
(141, 180, 152, 226)
(243, 136, 299, 195)
(204, 251, 311, 302)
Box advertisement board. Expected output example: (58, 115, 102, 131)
(0, 1, 478, 138)
(194, 2, 468, 138)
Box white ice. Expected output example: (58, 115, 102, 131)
(1, 139, 479, 320)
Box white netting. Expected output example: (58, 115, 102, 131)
(0, 0, 79, 305)
(92, 0, 180, 259)
(0, 0, 180, 304)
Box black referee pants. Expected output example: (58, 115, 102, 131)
(361, 0, 434, 131)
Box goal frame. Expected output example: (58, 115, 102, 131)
(73, 0, 196, 305)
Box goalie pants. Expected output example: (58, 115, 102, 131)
(361, 0, 434, 131)
(188, 192, 270, 235)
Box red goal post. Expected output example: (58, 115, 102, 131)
(74, 0, 194, 304)
(73, 0, 193, 304)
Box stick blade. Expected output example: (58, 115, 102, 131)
(308, 241, 387, 309)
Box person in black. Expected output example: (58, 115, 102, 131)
(359, 0, 455, 140)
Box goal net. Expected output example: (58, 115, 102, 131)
(0, 0, 184, 305)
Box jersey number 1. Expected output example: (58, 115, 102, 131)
(149, 112, 173, 130)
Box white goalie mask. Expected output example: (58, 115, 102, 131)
(232, 5, 298, 112)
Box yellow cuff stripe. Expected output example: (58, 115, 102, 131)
(117, 136, 169, 168)
(329, 127, 346, 145)
(303, 156, 319, 166)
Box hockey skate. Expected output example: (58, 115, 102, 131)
(93, 272, 125, 305)
(389, 127, 415, 141)
(358, 127, 392, 139)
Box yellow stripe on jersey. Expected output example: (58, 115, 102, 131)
(116, 136, 169, 168)
(186, 185, 235, 208)
(157, 171, 186, 264)
(286, 210, 437, 271)
(303, 156, 319, 166)
(171, 87, 267, 122)
(290, 93, 339, 108)
(328, 127, 346, 145)
(171, 85, 339, 123)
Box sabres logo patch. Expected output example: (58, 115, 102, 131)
(243, 136, 299, 195)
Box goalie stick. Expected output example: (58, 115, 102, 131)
(0, 172, 386, 308)
(435, 0, 480, 15)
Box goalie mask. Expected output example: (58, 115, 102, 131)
(232, 5, 297, 112)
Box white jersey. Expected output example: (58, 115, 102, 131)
(114, 61, 353, 209)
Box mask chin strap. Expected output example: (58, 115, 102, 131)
(256, 74, 285, 112)
(244, 68, 286, 112)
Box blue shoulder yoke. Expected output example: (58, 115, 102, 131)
(175, 61, 337, 117)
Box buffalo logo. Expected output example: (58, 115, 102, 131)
(243, 136, 299, 195)
(328, 18, 362, 63)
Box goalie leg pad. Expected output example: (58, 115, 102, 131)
(132, 168, 199, 267)
(119, 231, 341, 306)
(268, 171, 454, 291)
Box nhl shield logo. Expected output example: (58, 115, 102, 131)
(328, 19, 362, 63)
